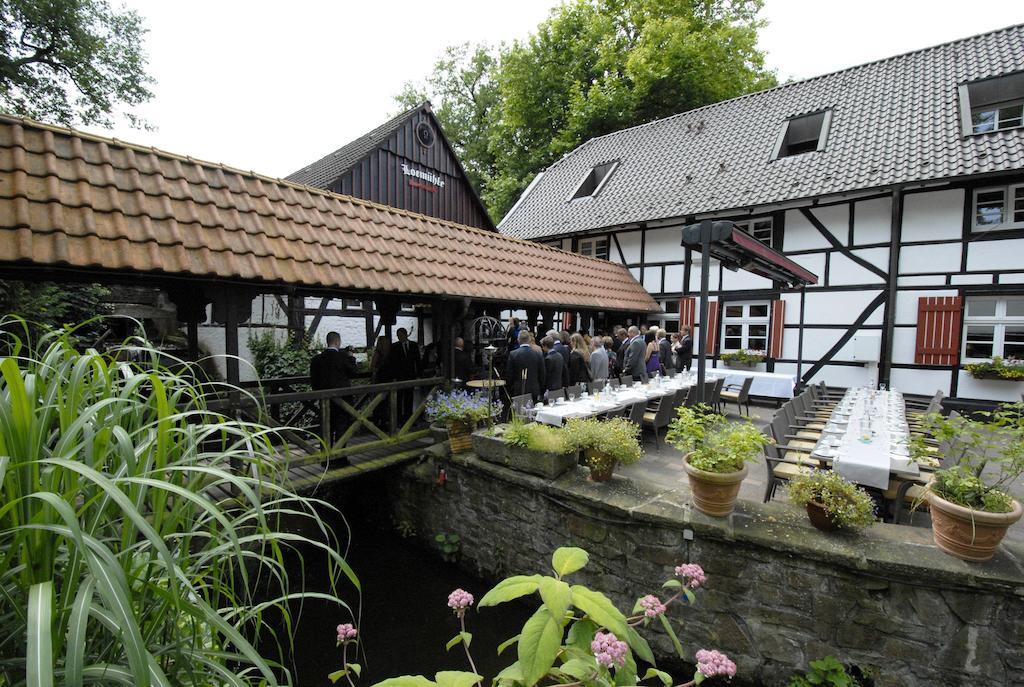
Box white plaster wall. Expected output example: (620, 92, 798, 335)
(890, 368, 951, 397)
(629, 267, 641, 282)
(898, 275, 946, 287)
(720, 268, 773, 291)
(1000, 273, 1024, 284)
(901, 189, 964, 242)
(664, 264, 685, 292)
(891, 328, 919, 366)
(807, 364, 871, 389)
(852, 197, 891, 245)
(956, 373, 1024, 402)
(899, 243, 962, 275)
(618, 231, 643, 263)
(801, 289, 884, 325)
(783, 209, 833, 251)
(950, 274, 993, 285)
(894, 289, 957, 326)
(781, 327, 843, 361)
(561, 238, 572, 251)
(643, 266, 663, 293)
(967, 238, 1024, 271)
(688, 262, 721, 292)
(828, 249, 888, 285)
(644, 228, 686, 263)
(786, 253, 826, 284)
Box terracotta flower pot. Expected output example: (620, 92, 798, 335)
(447, 420, 474, 454)
(928, 492, 1023, 562)
(806, 500, 839, 531)
(586, 448, 618, 482)
(682, 454, 748, 517)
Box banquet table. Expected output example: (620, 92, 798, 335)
(809, 388, 921, 489)
(717, 368, 796, 400)
(533, 376, 697, 426)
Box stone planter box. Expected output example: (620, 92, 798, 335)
(471, 429, 577, 480)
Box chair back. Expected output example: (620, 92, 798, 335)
(671, 386, 689, 408)
(665, 369, 677, 378)
(608, 378, 620, 389)
(925, 389, 944, 414)
(703, 380, 717, 405)
(620, 375, 634, 386)
(591, 379, 607, 393)
(627, 401, 645, 427)
(510, 393, 532, 417)
(710, 377, 725, 407)
(780, 400, 799, 427)
(736, 376, 754, 402)
(566, 384, 582, 399)
(546, 388, 565, 402)
(653, 390, 678, 428)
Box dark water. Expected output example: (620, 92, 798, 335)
(263, 483, 531, 687)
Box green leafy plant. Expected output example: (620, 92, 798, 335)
(919, 404, 1024, 513)
(436, 533, 462, 562)
(0, 319, 356, 686)
(426, 390, 499, 426)
(963, 356, 1024, 380)
(356, 547, 732, 687)
(562, 416, 642, 468)
(503, 418, 572, 454)
(667, 404, 770, 473)
(248, 329, 320, 379)
(787, 655, 863, 687)
(718, 349, 766, 365)
(787, 471, 877, 529)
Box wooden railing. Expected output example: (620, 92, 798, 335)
(209, 377, 445, 463)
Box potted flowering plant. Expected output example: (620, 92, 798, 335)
(718, 349, 766, 368)
(562, 416, 642, 482)
(964, 356, 1024, 381)
(917, 405, 1024, 562)
(787, 470, 876, 531)
(426, 389, 497, 453)
(667, 404, 770, 516)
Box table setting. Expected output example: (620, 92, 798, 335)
(530, 373, 708, 426)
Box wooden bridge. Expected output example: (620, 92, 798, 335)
(206, 376, 446, 500)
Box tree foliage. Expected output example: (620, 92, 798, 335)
(0, 0, 154, 127)
(0, 278, 111, 344)
(398, 0, 775, 222)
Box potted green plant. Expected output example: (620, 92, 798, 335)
(667, 404, 770, 516)
(426, 390, 497, 453)
(472, 418, 578, 479)
(562, 416, 642, 482)
(787, 470, 876, 531)
(718, 348, 766, 368)
(963, 356, 1024, 381)
(917, 404, 1024, 562)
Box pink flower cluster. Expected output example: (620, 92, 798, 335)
(695, 649, 736, 678)
(591, 631, 628, 668)
(675, 563, 707, 589)
(639, 594, 667, 618)
(336, 623, 357, 644)
(447, 588, 474, 612)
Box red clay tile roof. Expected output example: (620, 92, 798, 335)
(0, 115, 659, 313)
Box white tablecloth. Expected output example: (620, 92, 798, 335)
(718, 369, 795, 399)
(534, 381, 684, 426)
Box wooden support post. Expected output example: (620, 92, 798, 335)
(879, 187, 903, 389)
(224, 295, 240, 386)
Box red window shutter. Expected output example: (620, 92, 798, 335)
(679, 297, 696, 333)
(769, 299, 786, 359)
(705, 301, 720, 353)
(914, 296, 963, 365)
(561, 311, 573, 331)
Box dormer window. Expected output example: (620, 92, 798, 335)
(960, 71, 1024, 135)
(570, 161, 618, 200)
(772, 110, 831, 160)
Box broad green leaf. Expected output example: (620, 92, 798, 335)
(642, 668, 673, 687)
(434, 671, 482, 687)
(478, 575, 542, 607)
(460, 632, 472, 648)
(566, 619, 598, 652)
(570, 586, 630, 638)
(558, 658, 597, 681)
(494, 662, 523, 686)
(614, 650, 637, 686)
(350, 664, 362, 677)
(329, 669, 347, 684)
(684, 588, 696, 605)
(551, 547, 589, 577)
(661, 579, 682, 590)
(625, 626, 655, 666)
(657, 615, 684, 658)
(496, 634, 521, 656)
(372, 677, 437, 687)
(538, 577, 572, 622)
(28, 581, 54, 687)
(517, 607, 564, 687)
(694, 671, 706, 685)
(446, 634, 463, 651)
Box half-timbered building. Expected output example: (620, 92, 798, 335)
(498, 24, 1024, 402)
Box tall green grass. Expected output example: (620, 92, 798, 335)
(0, 319, 356, 686)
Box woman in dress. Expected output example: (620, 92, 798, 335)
(568, 332, 592, 386)
(644, 330, 661, 377)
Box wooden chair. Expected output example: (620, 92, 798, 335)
(720, 376, 753, 416)
(510, 393, 533, 418)
(566, 384, 583, 399)
(620, 375, 634, 386)
(625, 400, 646, 429)
(590, 379, 607, 393)
(642, 388, 686, 449)
(780, 402, 823, 440)
(546, 388, 565, 402)
(762, 424, 814, 503)
(708, 377, 725, 414)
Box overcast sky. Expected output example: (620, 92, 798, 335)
(85, 0, 1023, 178)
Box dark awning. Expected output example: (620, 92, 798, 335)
(681, 221, 818, 287)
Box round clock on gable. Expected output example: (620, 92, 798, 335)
(415, 120, 435, 148)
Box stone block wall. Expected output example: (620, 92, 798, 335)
(384, 454, 1024, 686)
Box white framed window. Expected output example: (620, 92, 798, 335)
(962, 296, 1024, 361)
(972, 185, 1024, 231)
(569, 161, 619, 200)
(960, 72, 1024, 136)
(721, 302, 770, 352)
(734, 217, 773, 246)
(578, 237, 609, 260)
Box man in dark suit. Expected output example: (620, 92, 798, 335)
(541, 336, 566, 398)
(452, 337, 472, 384)
(657, 328, 672, 373)
(615, 328, 628, 372)
(548, 329, 572, 372)
(388, 327, 421, 422)
(506, 331, 545, 402)
(310, 331, 359, 445)
(622, 325, 648, 382)
(677, 326, 693, 371)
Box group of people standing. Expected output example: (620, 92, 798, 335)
(504, 319, 694, 402)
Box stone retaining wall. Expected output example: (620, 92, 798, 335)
(384, 451, 1024, 686)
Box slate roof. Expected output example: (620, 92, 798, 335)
(0, 115, 659, 313)
(284, 103, 422, 188)
(499, 24, 1024, 241)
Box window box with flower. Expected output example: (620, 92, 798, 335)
(718, 349, 767, 368)
(426, 390, 499, 453)
(964, 356, 1024, 381)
